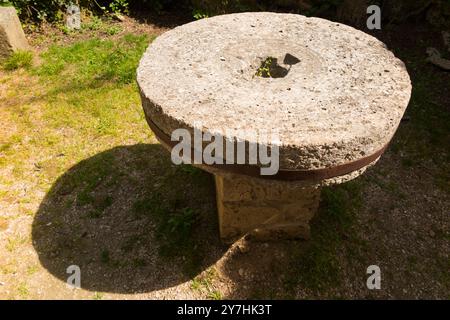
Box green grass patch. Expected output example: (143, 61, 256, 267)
(105, 25, 122, 35)
(82, 16, 103, 31)
(35, 34, 150, 85)
(1, 34, 156, 206)
(3, 50, 33, 71)
(191, 268, 222, 300)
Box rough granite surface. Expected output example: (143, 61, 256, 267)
(137, 12, 412, 171)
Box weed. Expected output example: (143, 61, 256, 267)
(93, 292, 104, 300)
(58, 24, 73, 35)
(208, 290, 222, 300)
(26, 265, 39, 276)
(100, 249, 110, 264)
(132, 192, 202, 275)
(17, 282, 29, 299)
(6, 236, 28, 252)
(83, 16, 103, 31)
(255, 57, 274, 78)
(191, 268, 222, 299)
(193, 8, 209, 20)
(105, 25, 122, 35)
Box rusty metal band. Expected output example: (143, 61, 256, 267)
(146, 116, 389, 181)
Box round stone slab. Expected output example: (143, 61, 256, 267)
(137, 12, 411, 174)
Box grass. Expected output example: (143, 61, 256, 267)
(105, 25, 123, 35)
(284, 180, 365, 295)
(26, 265, 39, 276)
(132, 192, 202, 275)
(35, 34, 149, 84)
(100, 249, 110, 264)
(0, 33, 155, 288)
(55, 15, 124, 37)
(0, 33, 153, 199)
(279, 44, 450, 295)
(5, 236, 28, 253)
(2, 50, 33, 71)
(389, 46, 450, 192)
(83, 16, 104, 31)
(93, 292, 104, 300)
(17, 282, 29, 299)
(191, 268, 222, 300)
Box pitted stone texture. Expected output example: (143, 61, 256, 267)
(215, 174, 320, 242)
(0, 7, 30, 60)
(138, 12, 411, 172)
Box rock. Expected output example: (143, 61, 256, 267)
(238, 268, 244, 277)
(0, 7, 30, 60)
(66, 4, 81, 30)
(138, 12, 411, 174)
(137, 12, 411, 242)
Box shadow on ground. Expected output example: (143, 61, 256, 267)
(29, 142, 450, 298)
(32, 144, 228, 293)
(30, 142, 370, 298)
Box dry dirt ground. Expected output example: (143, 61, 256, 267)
(0, 14, 449, 299)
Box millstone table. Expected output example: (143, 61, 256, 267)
(137, 12, 411, 242)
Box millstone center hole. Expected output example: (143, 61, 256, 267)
(255, 53, 300, 78)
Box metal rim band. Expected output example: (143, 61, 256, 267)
(145, 116, 389, 181)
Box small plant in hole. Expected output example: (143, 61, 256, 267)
(255, 56, 275, 78)
(255, 54, 301, 78)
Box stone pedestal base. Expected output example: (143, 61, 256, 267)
(215, 174, 321, 242)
